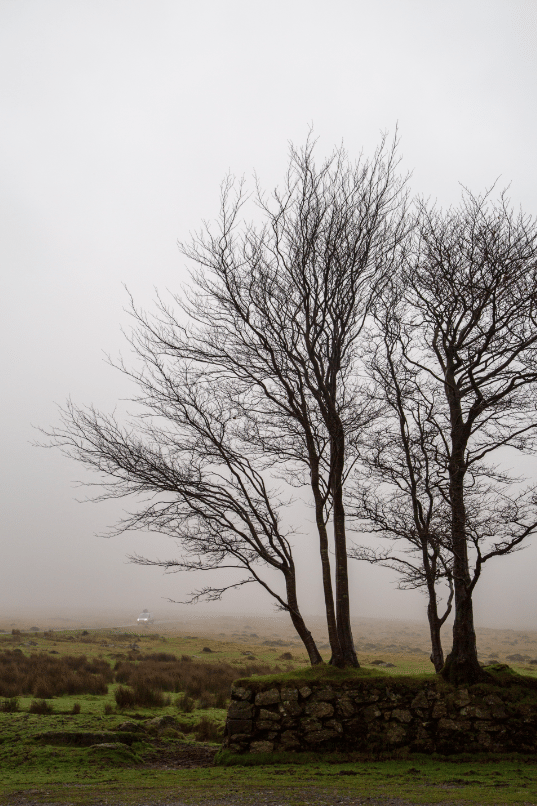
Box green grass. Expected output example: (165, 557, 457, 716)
(3, 629, 537, 804)
(4, 750, 537, 804)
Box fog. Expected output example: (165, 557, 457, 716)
(2, 1, 537, 633)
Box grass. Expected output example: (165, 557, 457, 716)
(2, 628, 537, 804)
(4, 748, 537, 805)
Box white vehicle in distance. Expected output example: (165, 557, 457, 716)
(136, 609, 154, 625)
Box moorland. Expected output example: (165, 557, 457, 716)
(2, 615, 537, 805)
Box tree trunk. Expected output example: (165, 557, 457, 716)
(442, 588, 485, 685)
(426, 591, 445, 673)
(331, 431, 359, 668)
(308, 447, 345, 667)
(441, 441, 487, 684)
(284, 571, 323, 666)
(421, 543, 450, 673)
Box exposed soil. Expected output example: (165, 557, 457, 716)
(2, 796, 471, 806)
(141, 740, 218, 769)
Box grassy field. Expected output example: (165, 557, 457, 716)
(2, 627, 537, 805)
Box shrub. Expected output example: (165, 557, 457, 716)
(176, 694, 195, 713)
(32, 677, 56, 699)
(104, 703, 114, 715)
(194, 717, 223, 742)
(114, 686, 136, 709)
(198, 693, 216, 709)
(115, 683, 166, 709)
(0, 697, 19, 712)
(215, 690, 229, 709)
(29, 699, 54, 714)
(144, 652, 177, 662)
(0, 650, 111, 698)
(114, 655, 273, 707)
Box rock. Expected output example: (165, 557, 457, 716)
(231, 685, 252, 701)
(336, 697, 355, 718)
(305, 701, 334, 719)
(224, 678, 537, 756)
(255, 689, 280, 706)
(279, 701, 303, 717)
(391, 709, 412, 723)
(258, 708, 280, 721)
(454, 690, 471, 707)
(363, 705, 381, 722)
(312, 688, 336, 701)
(411, 691, 429, 710)
(250, 740, 274, 753)
(280, 729, 300, 748)
(228, 701, 254, 719)
(324, 718, 343, 734)
(437, 718, 471, 732)
(302, 717, 322, 732)
(386, 723, 407, 743)
(477, 731, 492, 747)
(304, 728, 338, 743)
(227, 719, 253, 736)
(432, 702, 447, 719)
(281, 687, 299, 702)
(460, 705, 491, 719)
(257, 720, 278, 730)
(483, 694, 503, 706)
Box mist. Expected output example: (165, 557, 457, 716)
(2, 0, 537, 633)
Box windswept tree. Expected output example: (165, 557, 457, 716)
(144, 134, 410, 666)
(45, 134, 409, 668)
(46, 373, 323, 665)
(347, 316, 455, 671)
(368, 190, 537, 685)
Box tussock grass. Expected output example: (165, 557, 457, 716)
(0, 697, 19, 712)
(114, 683, 170, 709)
(0, 650, 113, 698)
(114, 654, 273, 704)
(29, 699, 54, 714)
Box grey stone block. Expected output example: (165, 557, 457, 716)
(255, 689, 280, 706)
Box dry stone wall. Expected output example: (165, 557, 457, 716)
(223, 676, 537, 755)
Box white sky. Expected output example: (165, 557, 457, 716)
(1, 0, 537, 630)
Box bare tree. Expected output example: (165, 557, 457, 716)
(141, 134, 410, 666)
(44, 135, 409, 668)
(45, 368, 323, 665)
(376, 189, 537, 684)
(348, 312, 455, 671)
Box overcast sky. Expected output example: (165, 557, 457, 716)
(2, 0, 537, 630)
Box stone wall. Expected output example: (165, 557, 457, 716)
(223, 676, 537, 755)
